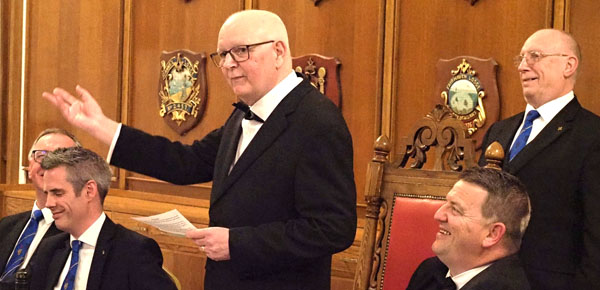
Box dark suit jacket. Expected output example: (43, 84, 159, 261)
(406, 255, 530, 290)
(479, 97, 600, 290)
(110, 78, 357, 290)
(0, 210, 61, 285)
(27, 217, 176, 290)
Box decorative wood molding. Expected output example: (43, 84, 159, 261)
(393, 104, 476, 171)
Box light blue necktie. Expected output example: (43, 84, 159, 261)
(0, 209, 43, 282)
(509, 110, 540, 161)
(61, 240, 82, 290)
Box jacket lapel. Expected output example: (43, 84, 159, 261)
(86, 217, 114, 290)
(211, 79, 311, 205)
(45, 239, 71, 290)
(0, 212, 29, 273)
(506, 98, 580, 174)
(211, 111, 244, 204)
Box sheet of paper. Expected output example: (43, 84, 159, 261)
(132, 209, 196, 237)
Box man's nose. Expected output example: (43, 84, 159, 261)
(433, 204, 447, 222)
(221, 52, 238, 68)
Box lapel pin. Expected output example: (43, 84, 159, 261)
(557, 126, 563, 131)
(102, 250, 106, 255)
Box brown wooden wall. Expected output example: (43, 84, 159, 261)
(1, 0, 600, 289)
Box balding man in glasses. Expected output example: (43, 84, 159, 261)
(0, 128, 80, 289)
(479, 29, 600, 290)
(42, 9, 356, 290)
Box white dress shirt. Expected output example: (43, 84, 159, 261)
(53, 212, 106, 290)
(447, 263, 492, 289)
(4, 202, 55, 270)
(510, 91, 574, 150)
(233, 71, 303, 164)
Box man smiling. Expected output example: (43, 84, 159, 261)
(407, 167, 531, 290)
(479, 29, 600, 290)
(26, 147, 176, 290)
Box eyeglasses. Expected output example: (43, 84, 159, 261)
(513, 51, 570, 67)
(30, 149, 48, 163)
(210, 40, 275, 67)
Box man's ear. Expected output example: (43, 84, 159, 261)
(274, 41, 286, 68)
(83, 180, 99, 201)
(482, 222, 506, 248)
(563, 56, 578, 78)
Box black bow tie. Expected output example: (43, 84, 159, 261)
(233, 102, 264, 123)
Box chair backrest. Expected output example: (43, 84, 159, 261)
(292, 54, 342, 107)
(383, 194, 445, 289)
(354, 105, 488, 290)
(163, 266, 182, 290)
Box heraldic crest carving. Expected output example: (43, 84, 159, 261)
(159, 50, 207, 135)
(436, 56, 499, 149)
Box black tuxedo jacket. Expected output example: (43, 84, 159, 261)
(110, 78, 357, 290)
(27, 217, 176, 290)
(0, 210, 61, 274)
(406, 255, 530, 290)
(479, 97, 600, 290)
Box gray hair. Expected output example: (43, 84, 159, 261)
(41, 147, 111, 204)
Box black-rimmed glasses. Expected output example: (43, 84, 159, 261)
(513, 51, 570, 67)
(210, 40, 275, 67)
(30, 150, 48, 163)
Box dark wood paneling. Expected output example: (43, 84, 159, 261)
(570, 0, 600, 115)
(393, 0, 550, 154)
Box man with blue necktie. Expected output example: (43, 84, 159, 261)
(27, 147, 176, 290)
(479, 29, 600, 290)
(0, 128, 80, 289)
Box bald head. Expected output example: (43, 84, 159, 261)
(216, 10, 294, 104)
(527, 29, 581, 66)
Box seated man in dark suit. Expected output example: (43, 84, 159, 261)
(27, 147, 176, 290)
(0, 128, 80, 289)
(407, 167, 531, 290)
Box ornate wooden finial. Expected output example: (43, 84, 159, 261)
(483, 141, 504, 170)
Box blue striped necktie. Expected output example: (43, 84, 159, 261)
(509, 110, 540, 161)
(61, 240, 82, 290)
(0, 209, 43, 282)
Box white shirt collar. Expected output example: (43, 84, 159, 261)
(32, 201, 54, 223)
(525, 91, 574, 124)
(248, 71, 303, 122)
(446, 263, 492, 289)
(70, 212, 106, 248)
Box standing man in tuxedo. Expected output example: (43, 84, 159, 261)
(407, 167, 531, 290)
(28, 147, 176, 290)
(479, 29, 600, 289)
(41, 9, 356, 290)
(0, 128, 80, 289)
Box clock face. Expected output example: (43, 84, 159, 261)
(448, 79, 478, 115)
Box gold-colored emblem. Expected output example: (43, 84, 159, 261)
(441, 59, 486, 135)
(159, 50, 207, 135)
(292, 54, 342, 107)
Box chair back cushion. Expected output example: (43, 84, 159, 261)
(382, 195, 445, 290)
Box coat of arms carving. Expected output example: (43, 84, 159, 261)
(159, 50, 207, 135)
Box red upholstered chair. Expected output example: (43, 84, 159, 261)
(353, 105, 484, 290)
(383, 195, 445, 289)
